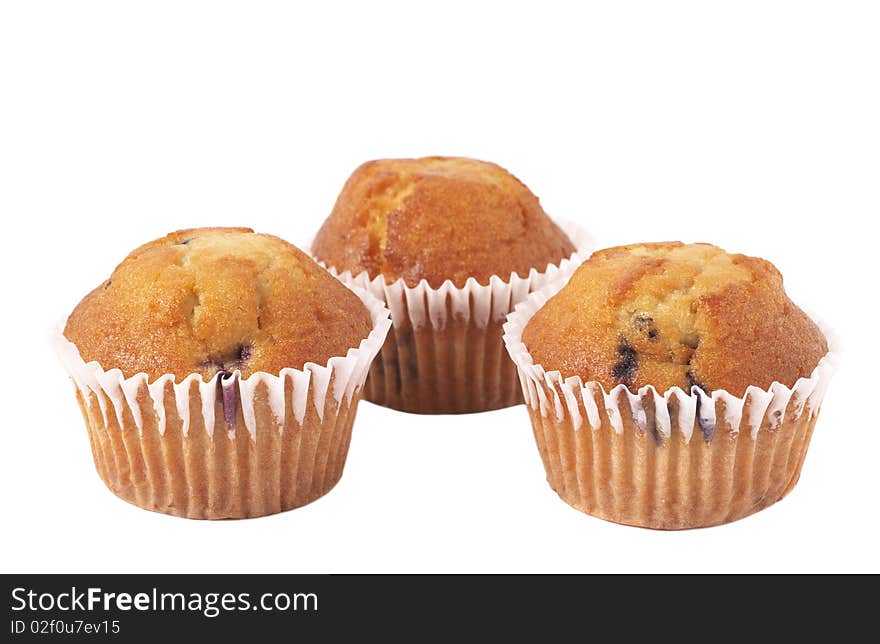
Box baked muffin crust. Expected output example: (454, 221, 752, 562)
(311, 157, 575, 288)
(65, 227, 373, 380)
(522, 242, 828, 396)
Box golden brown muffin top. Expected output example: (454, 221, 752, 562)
(311, 157, 576, 288)
(64, 227, 373, 381)
(522, 242, 828, 396)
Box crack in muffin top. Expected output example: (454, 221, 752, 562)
(311, 157, 576, 288)
(64, 227, 373, 380)
(522, 242, 828, 396)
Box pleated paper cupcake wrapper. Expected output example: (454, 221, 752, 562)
(503, 265, 838, 530)
(55, 286, 392, 520)
(319, 220, 593, 414)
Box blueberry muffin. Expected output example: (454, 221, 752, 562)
(60, 227, 389, 519)
(505, 242, 833, 529)
(311, 156, 584, 414)
(523, 242, 827, 396)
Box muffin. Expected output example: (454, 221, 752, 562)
(504, 242, 835, 529)
(311, 156, 589, 414)
(59, 227, 391, 519)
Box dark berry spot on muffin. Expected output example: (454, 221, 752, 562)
(631, 314, 659, 341)
(611, 338, 638, 385)
(682, 333, 700, 350)
(178, 238, 194, 246)
(218, 372, 239, 427)
(402, 348, 418, 381)
(103, 280, 112, 290)
(694, 394, 716, 443)
(686, 371, 708, 393)
(200, 344, 254, 375)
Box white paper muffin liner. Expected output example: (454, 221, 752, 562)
(55, 284, 392, 519)
(317, 220, 593, 414)
(502, 260, 838, 529)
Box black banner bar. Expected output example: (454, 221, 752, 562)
(2, 574, 867, 638)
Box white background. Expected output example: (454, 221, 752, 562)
(1, 1, 877, 573)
